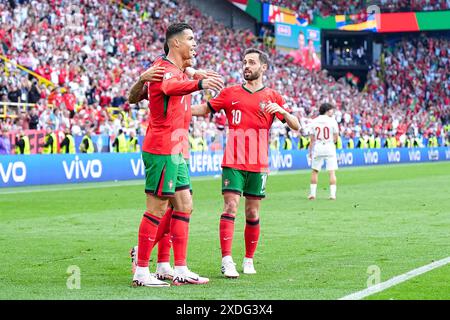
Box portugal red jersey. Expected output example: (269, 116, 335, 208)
(142, 58, 201, 155)
(208, 84, 287, 173)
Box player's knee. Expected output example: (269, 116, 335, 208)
(145, 194, 168, 217)
(224, 199, 239, 215)
(180, 198, 193, 214)
(245, 207, 259, 219)
(146, 205, 166, 218)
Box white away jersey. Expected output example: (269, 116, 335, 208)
(310, 115, 339, 157)
(310, 115, 339, 144)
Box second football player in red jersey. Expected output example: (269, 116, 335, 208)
(130, 23, 223, 287)
(193, 48, 300, 278)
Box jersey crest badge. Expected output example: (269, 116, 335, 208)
(259, 101, 268, 111)
(164, 72, 173, 80)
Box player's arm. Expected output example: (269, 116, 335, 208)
(162, 75, 224, 96)
(186, 68, 222, 81)
(128, 66, 165, 104)
(333, 122, 339, 144)
(128, 82, 148, 104)
(191, 103, 210, 116)
(265, 103, 300, 131)
(205, 88, 228, 116)
(309, 131, 315, 159)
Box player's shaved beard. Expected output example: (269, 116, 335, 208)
(243, 68, 262, 81)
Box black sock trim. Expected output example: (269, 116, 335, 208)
(246, 219, 260, 226)
(221, 214, 235, 222)
(143, 213, 160, 225)
(172, 214, 190, 223)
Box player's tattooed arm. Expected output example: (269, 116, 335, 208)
(265, 103, 300, 131)
(191, 103, 210, 116)
(128, 81, 148, 104)
(128, 66, 165, 104)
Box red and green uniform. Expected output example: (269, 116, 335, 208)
(208, 84, 287, 198)
(142, 57, 202, 197)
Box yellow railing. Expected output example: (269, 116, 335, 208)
(0, 54, 57, 88)
(0, 101, 56, 118)
(0, 101, 35, 118)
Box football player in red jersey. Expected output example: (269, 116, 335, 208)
(192, 48, 300, 278)
(130, 23, 223, 287)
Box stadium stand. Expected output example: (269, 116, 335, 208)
(0, 0, 449, 154)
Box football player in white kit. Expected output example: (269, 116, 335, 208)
(308, 103, 339, 200)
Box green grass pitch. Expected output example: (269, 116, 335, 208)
(0, 162, 449, 300)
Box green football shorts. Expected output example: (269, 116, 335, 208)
(142, 152, 191, 197)
(222, 167, 268, 199)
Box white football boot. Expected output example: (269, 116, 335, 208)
(242, 257, 257, 274)
(221, 256, 239, 278)
(172, 267, 209, 286)
(155, 262, 175, 280)
(132, 267, 170, 287)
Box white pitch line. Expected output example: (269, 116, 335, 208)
(339, 257, 450, 300)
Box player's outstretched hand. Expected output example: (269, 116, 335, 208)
(201, 76, 224, 92)
(265, 102, 287, 116)
(139, 66, 165, 83)
(194, 69, 222, 81)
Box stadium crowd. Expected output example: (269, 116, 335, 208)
(365, 36, 449, 142)
(0, 0, 449, 155)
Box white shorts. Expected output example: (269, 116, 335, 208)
(311, 155, 338, 172)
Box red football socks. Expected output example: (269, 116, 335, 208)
(137, 212, 161, 267)
(156, 207, 173, 263)
(220, 213, 236, 257)
(244, 218, 260, 259)
(170, 211, 191, 266)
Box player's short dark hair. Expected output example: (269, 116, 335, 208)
(163, 42, 169, 55)
(243, 48, 270, 66)
(165, 23, 193, 42)
(319, 103, 335, 115)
